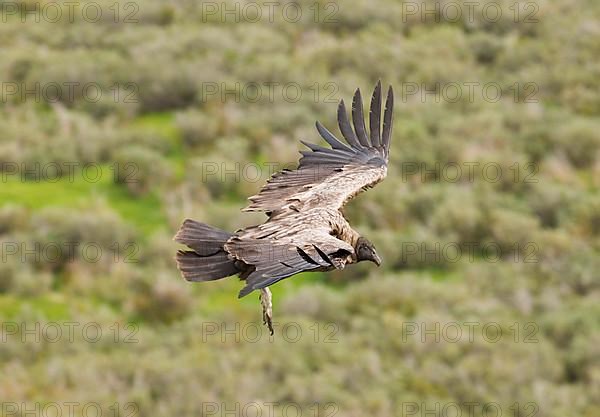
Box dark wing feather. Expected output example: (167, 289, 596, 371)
(173, 219, 231, 256)
(315, 121, 353, 152)
(352, 88, 370, 147)
(381, 86, 394, 157)
(227, 234, 352, 297)
(369, 80, 382, 148)
(237, 247, 321, 297)
(243, 83, 394, 214)
(337, 99, 362, 149)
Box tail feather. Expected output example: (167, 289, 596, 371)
(176, 250, 238, 282)
(174, 219, 238, 282)
(174, 219, 232, 256)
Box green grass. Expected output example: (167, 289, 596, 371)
(131, 112, 187, 179)
(101, 181, 167, 236)
(132, 112, 179, 141)
(0, 293, 70, 320)
(0, 165, 166, 236)
(0, 111, 184, 236)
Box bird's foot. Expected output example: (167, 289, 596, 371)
(259, 287, 274, 336)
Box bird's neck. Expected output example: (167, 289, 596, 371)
(332, 210, 361, 249)
(345, 228, 361, 248)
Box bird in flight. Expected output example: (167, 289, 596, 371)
(174, 82, 394, 334)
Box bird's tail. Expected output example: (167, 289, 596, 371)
(174, 219, 239, 282)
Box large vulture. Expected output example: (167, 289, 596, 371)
(175, 82, 394, 334)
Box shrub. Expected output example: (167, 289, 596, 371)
(175, 109, 220, 149)
(0, 205, 29, 235)
(0, 259, 17, 293)
(469, 32, 504, 64)
(552, 118, 600, 168)
(131, 59, 201, 113)
(27, 206, 137, 273)
(489, 208, 540, 258)
(526, 182, 578, 228)
(112, 146, 173, 196)
(128, 271, 191, 323)
(429, 186, 486, 243)
(568, 194, 600, 236)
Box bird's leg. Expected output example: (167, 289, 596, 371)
(259, 287, 274, 335)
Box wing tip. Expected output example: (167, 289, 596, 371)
(369, 81, 383, 147)
(373, 80, 382, 98)
(382, 83, 395, 157)
(238, 286, 253, 298)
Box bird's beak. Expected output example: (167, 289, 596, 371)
(373, 253, 382, 267)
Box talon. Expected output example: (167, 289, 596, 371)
(260, 287, 274, 335)
(264, 312, 274, 336)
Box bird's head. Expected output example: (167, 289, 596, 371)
(355, 237, 382, 266)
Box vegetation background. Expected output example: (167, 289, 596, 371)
(0, 0, 598, 416)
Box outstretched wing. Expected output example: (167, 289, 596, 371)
(244, 81, 394, 214)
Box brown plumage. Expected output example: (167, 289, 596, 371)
(174, 82, 394, 333)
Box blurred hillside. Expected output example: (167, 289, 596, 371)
(0, 0, 599, 416)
